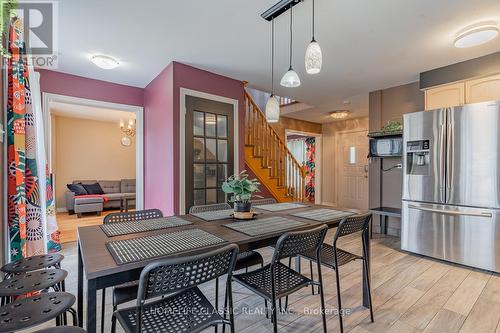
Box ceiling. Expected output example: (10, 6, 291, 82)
(50, 101, 135, 123)
(54, 0, 500, 122)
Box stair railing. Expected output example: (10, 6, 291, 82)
(244, 90, 306, 201)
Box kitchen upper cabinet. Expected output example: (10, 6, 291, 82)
(465, 74, 500, 104)
(425, 82, 465, 110)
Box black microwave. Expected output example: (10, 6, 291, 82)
(369, 137, 403, 157)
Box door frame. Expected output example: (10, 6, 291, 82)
(335, 128, 369, 209)
(42, 92, 145, 210)
(284, 129, 322, 205)
(179, 88, 239, 214)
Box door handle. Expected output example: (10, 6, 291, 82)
(446, 121, 453, 195)
(439, 124, 445, 203)
(408, 204, 492, 218)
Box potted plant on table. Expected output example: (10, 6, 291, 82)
(222, 170, 262, 220)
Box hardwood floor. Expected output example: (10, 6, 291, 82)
(29, 231, 500, 332)
(56, 210, 122, 243)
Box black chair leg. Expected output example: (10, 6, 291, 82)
(262, 262, 269, 319)
(101, 288, 106, 333)
(111, 314, 117, 333)
(334, 267, 344, 333)
(227, 279, 236, 333)
(310, 260, 315, 295)
(271, 298, 278, 333)
(317, 261, 327, 333)
(362, 258, 374, 322)
(285, 257, 292, 311)
(215, 277, 219, 333)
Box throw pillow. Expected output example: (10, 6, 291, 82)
(67, 183, 88, 196)
(82, 183, 105, 195)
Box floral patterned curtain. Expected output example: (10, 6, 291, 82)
(7, 18, 60, 261)
(305, 137, 315, 202)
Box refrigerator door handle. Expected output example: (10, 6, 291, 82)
(446, 113, 454, 203)
(408, 204, 492, 218)
(439, 123, 446, 203)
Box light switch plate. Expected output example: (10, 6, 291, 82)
(0, 123, 4, 143)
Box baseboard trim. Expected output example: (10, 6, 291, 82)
(321, 202, 337, 207)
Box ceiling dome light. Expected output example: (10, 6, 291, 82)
(281, 67, 301, 88)
(90, 55, 120, 69)
(454, 24, 499, 48)
(265, 94, 280, 123)
(329, 110, 351, 120)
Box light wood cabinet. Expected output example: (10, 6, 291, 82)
(425, 82, 465, 110)
(465, 74, 500, 104)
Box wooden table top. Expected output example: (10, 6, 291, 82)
(77, 204, 364, 280)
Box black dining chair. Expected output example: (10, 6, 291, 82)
(189, 203, 267, 323)
(100, 209, 164, 333)
(250, 198, 277, 205)
(299, 213, 374, 333)
(111, 244, 239, 333)
(231, 224, 329, 333)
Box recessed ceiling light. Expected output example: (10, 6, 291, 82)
(90, 55, 120, 69)
(454, 24, 499, 48)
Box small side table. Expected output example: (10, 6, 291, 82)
(369, 207, 401, 237)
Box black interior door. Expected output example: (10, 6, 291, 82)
(185, 96, 234, 210)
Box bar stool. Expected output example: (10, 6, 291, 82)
(1, 253, 64, 277)
(111, 244, 239, 333)
(0, 292, 78, 332)
(299, 213, 374, 333)
(100, 209, 163, 333)
(189, 203, 266, 322)
(0, 269, 68, 305)
(232, 224, 329, 333)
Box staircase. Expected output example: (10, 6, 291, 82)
(244, 90, 306, 202)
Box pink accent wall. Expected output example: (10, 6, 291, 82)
(143, 63, 175, 215)
(144, 62, 245, 215)
(37, 69, 144, 106)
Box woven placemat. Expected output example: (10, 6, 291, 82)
(254, 202, 308, 212)
(190, 209, 235, 221)
(224, 216, 306, 236)
(100, 217, 192, 237)
(290, 208, 354, 222)
(106, 229, 226, 265)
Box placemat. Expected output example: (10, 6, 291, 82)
(190, 209, 235, 221)
(254, 202, 308, 212)
(290, 208, 355, 222)
(224, 216, 306, 236)
(106, 229, 226, 265)
(100, 217, 192, 237)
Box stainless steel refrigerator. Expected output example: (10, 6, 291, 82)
(401, 100, 500, 273)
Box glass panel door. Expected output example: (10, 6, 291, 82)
(185, 96, 234, 211)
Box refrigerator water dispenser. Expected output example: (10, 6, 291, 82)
(406, 140, 430, 175)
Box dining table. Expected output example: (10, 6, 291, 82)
(76, 204, 371, 333)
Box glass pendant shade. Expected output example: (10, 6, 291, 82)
(305, 40, 322, 74)
(280, 68, 301, 88)
(265, 95, 280, 123)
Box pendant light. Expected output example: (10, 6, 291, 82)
(280, 6, 301, 88)
(265, 18, 280, 123)
(305, 0, 322, 74)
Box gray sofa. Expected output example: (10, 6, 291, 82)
(65, 179, 136, 217)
